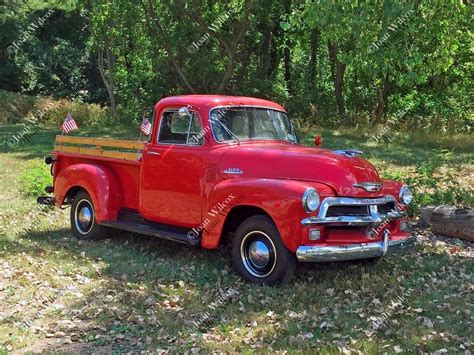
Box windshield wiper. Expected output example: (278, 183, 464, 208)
(211, 116, 240, 145)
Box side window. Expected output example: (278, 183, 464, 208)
(158, 110, 204, 145)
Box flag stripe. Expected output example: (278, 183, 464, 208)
(62, 112, 78, 134)
(141, 118, 152, 135)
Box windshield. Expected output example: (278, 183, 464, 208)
(210, 107, 297, 143)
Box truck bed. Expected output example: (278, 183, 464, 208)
(52, 135, 145, 210)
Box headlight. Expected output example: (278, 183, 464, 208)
(302, 188, 320, 213)
(399, 185, 413, 206)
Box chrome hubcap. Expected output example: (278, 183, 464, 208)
(249, 241, 270, 268)
(79, 207, 92, 227)
(241, 231, 277, 278)
(75, 199, 94, 235)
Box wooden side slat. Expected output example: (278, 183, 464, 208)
(55, 135, 145, 150)
(54, 145, 141, 161)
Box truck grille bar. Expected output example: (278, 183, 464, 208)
(301, 195, 405, 227)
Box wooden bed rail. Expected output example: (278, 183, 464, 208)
(54, 135, 146, 161)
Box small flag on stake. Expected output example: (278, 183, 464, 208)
(141, 117, 152, 136)
(62, 112, 78, 134)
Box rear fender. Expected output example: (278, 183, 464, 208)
(54, 163, 124, 222)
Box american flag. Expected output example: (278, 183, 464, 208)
(141, 117, 152, 135)
(62, 112, 78, 134)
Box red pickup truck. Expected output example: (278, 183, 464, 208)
(41, 95, 415, 285)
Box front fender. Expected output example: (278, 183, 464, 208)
(54, 163, 124, 222)
(201, 178, 333, 252)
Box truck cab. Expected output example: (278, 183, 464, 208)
(44, 95, 415, 285)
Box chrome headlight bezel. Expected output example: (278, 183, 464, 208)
(302, 188, 320, 213)
(399, 185, 413, 206)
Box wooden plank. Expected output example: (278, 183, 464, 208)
(54, 145, 141, 161)
(55, 135, 145, 150)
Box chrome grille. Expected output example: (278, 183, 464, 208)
(301, 196, 405, 227)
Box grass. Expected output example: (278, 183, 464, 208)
(0, 123, 473, 353)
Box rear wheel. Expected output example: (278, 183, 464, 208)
(232, 215, 296, 285)
(70, 190, 107, 240)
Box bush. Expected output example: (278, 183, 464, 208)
(0, 90, 39, 124)
(383, 159, 473, 216)
(40, 97, 111, 128)
(0, 90, 111, 127)
(20, 160, 52, 197)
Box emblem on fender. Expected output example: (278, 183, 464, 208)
(353, 182, 382, 192)
(223, 168, 243, 175)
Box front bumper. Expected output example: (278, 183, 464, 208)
(296, 232, 416, 262)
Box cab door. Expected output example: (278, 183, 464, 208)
(140, 108, 208, 227)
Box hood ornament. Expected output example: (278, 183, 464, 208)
(353, 182, 382, 192)
(334, 149, 364, 158)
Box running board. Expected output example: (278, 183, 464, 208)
(100, 209, 199, 246)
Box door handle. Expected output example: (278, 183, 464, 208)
(147, 151, 161, 156)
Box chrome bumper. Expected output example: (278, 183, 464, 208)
(296, 233, 416, 262)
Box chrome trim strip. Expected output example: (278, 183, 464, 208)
(301, 210, 406, 226)
(300, 195, 403, 226)
(296, 235, 416, 262)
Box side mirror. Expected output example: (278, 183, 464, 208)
(314, 134, 322, 147)
(178, 106, 191, 117)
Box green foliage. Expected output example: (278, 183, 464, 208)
(407, 161, 473, 210)
(0, 90, 38, 124)
(0, 0, 471, 133)
(20, 160, 51, 197)
(383, 157, 473, 216)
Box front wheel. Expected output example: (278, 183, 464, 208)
(232, 215, 296, 285)
(70, 190, 107, 240)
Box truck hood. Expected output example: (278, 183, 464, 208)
(219, 143, 382, 197)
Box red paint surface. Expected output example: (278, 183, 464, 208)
(51, 95, 408, 252)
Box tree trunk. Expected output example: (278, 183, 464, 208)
(283, 0, 292, 94)
(141, 0, 197, 93)
(84, 0, 117, 118)
(97, 46, 117, 118)
(260, 23, 271, 73)
(214, 0, 251, 93)
(309, 28, 319, 81)
(375, 74, 392, 122)
(420, 205, 474, 242)
(267, 20, 280, 78)
(328, 41, 346, 121)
